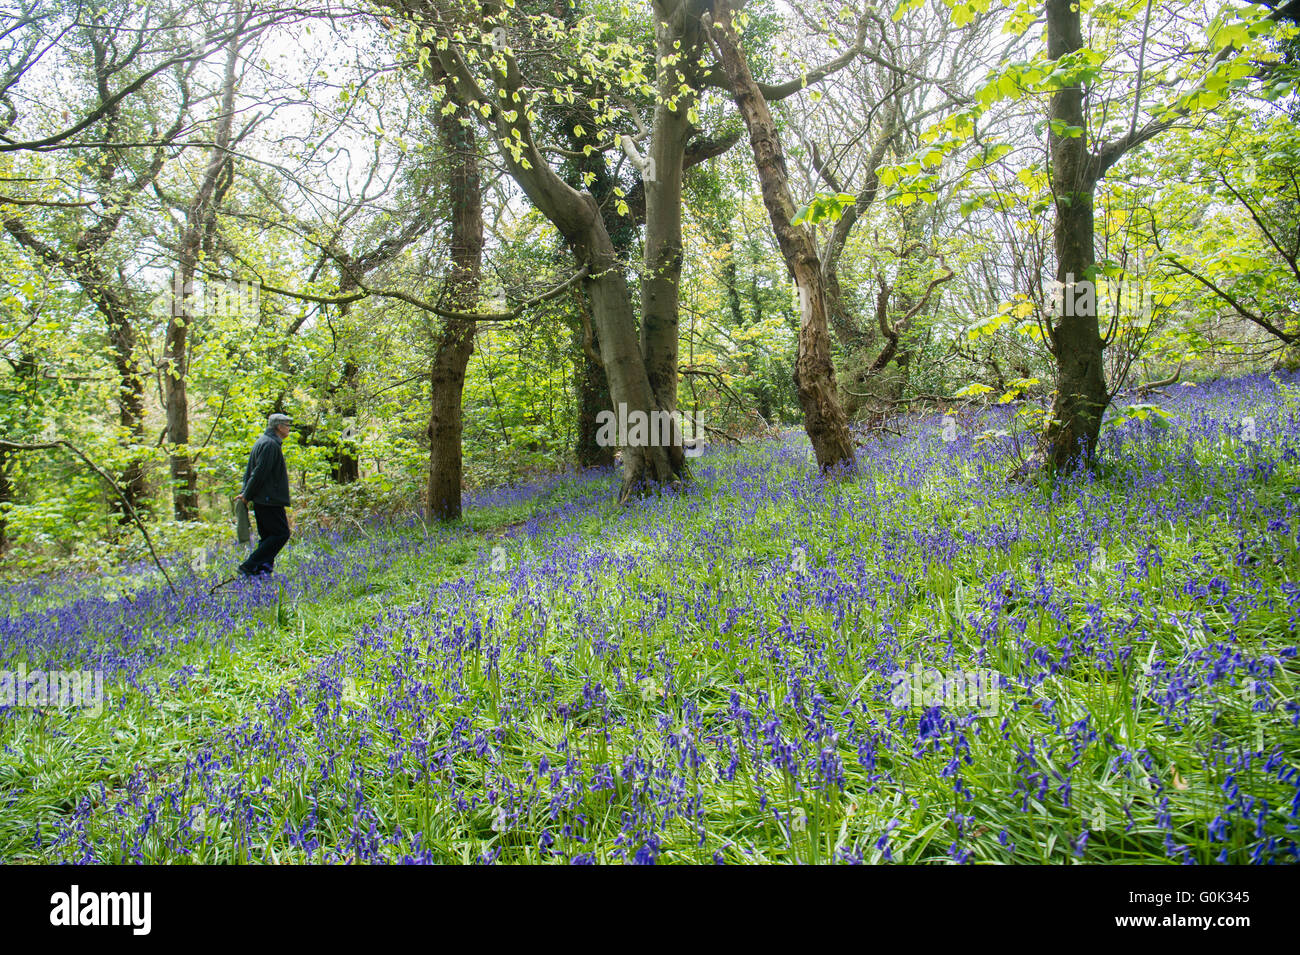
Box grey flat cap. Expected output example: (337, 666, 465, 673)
(268, 412, 292, 428)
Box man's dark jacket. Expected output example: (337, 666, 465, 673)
(242, 426, 291, 507)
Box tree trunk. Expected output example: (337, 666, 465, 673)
(0, 446, 10, 552)
(426, 321, 475, 520)
(722, 233, 744, 329)
(581, 221, 680, 499)
(1041, 0, 1109, 468)
(327, 273, 363, 485)
(333, 355, 361, 484)
(104, 297, 149, 519)
(165, 17, 241, 519)
(422, 5, 683, 499)
(561, 111, 621, 471)
(162, 276, 198, 518)
(425, 73, 482, 522)
(711, 1, 855, 472)
(638, 1, 706, 478)
(573, 313, 615, 468)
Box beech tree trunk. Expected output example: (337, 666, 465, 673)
(711, 0, 855, 472)
(637, 0, 708, 478)
(1042, 0, 1109, 468)
(581, 221, 680, 499)
(425, 15, 682, 502)
(560, 105, 621, 471)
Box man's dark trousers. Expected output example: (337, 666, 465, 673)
(239, 505, 290, 576)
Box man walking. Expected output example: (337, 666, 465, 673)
(234, 412, 293, 577)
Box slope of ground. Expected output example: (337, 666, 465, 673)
(2, 374, 1298, 863)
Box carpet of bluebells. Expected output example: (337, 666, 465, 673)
(2, 373, 1299, 864)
